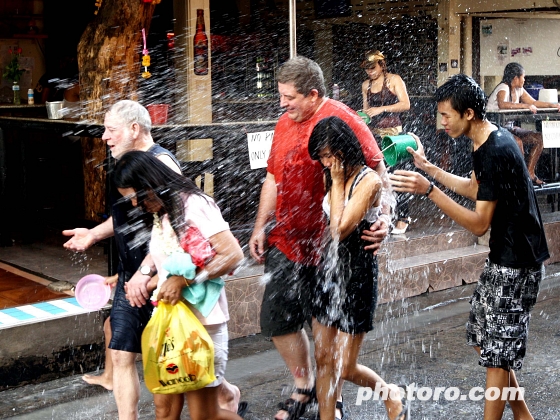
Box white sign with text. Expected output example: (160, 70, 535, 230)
(542, 120, 560, 148)
(247, 131, 274, 169)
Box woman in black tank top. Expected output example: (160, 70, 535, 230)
(360, 50, 412, 234)
(360, 50, 410, 137)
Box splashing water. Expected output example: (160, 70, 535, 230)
(68, 250, 91, 274)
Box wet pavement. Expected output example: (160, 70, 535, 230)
(1, 262, 560, 420)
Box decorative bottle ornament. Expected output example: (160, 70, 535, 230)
(141, 28, 152, 79)
(333, 84, 340, 100)
(12, 82, 21, 105)
(193, 9, 208, 75)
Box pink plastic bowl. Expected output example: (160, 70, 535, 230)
(75, 274, 111, 311)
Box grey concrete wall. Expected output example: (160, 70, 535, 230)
(0, 309, 109, 390)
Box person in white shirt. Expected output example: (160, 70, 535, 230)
(487, 62, 560, 185)
(114, 150, 244, 420)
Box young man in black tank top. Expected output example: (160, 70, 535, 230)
(390, 74, 549, 420)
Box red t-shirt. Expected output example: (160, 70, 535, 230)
(267, 99, 383, 265)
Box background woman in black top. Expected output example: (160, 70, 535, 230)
(360, 50, 411, 234)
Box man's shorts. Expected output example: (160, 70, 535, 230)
(109, 273, 154, 354)
(259, 247, 316, 339)
(466, 259, 543, 371)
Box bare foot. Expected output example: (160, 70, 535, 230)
(384, 384, 405, 420)
(218, 379, 241, 412)
(82, 373, 113, 391)
(391, 219, 411, 235)
(395, 220, 408, 230)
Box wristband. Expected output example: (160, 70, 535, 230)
(425, 182, 435, 197)
(183, 277, 190, 287)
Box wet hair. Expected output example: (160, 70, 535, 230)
(308, 116, 365, 192)
(113, 150, 205, 238)
(277, 56, 326, 98)
(107, 100, 152, 134)
(434, 74, 486, 120)
(501, 62, 525, 85)
(378, 59, 388, 79)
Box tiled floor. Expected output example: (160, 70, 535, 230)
(0, 241, 108, 284)
(0, 263, 110, 329)
(0, 231, 108, 318)
(0, 264, 66, 309)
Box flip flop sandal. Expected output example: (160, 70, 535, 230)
(335, 398, 346, 420)
(275, 386, 317, 420)
(237, 401, 249, 418)
(391, 217, 412, 235)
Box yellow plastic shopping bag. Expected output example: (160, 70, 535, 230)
(142, 301, 216, 394)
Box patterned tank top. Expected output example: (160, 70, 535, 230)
(366, 78, 402, 129)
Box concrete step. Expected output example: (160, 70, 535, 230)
(378, 244, 489, 304)
(0, 298, 108, 390)
(381, 226, 478, 260)
(227, 216, 560, 334)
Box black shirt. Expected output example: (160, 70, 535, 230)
(473, 128, 549, 268)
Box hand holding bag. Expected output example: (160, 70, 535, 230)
(142, 301, 216, 394)
(163, 252, 224, 317)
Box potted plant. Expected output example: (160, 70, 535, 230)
(3, 47, 25, 105)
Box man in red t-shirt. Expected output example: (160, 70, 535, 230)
(249, 56, 391, 420)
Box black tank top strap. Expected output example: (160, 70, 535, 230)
(367, 81, 398, 108)
(147, 144, 182, 174)
(348, 166, 371, 200)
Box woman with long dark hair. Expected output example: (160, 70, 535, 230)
(308, 116, 408, 420)
(487, 62, 560, 185)
(114, 150, 244, 420)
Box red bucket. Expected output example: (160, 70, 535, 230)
(147, 104, 169, 125)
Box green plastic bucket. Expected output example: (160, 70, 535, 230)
(356, 110, 371, 125)
(381, 134, 418, 166)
